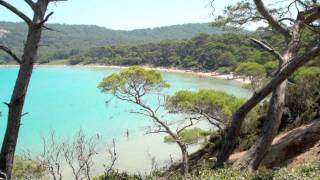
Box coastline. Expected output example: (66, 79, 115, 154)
(0, 64, 251, 84)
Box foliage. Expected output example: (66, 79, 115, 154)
(93, 171, 143, 180)
(235, 62, 266, 91)
(98, 66, 170, 95)
(166, 89, 262, 151)
(292, 67, 320, 82)
(65, 32, 271, 72)
(164, 128, 214, 145)
(0, 22, 222, 64)
(264, 61, 278, 76)
(217, 66, 233, 73)
(167, 89, 245, 122)
(168, 161, 320, 180)
(12, 156, 46, 180)
(284, 74, 320, 128)
(235, 62, 266, 78)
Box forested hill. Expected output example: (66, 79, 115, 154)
(0, 22, 223, 63)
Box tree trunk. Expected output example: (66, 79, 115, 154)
(0, 26, 42, 179)
(233, 81, 287, 170)
(233, 23, 301, 170)
(178, 143, 189, 176)
(215, 43, 320, 168)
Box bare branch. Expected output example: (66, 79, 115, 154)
(104, 139, 118, 174)
(177, 117, 200, 135)
(146, 125, 167, 135)
(0, 45, 22, 65)
(24, 0, 36, 11)
(40, 12, 54, 25)
(0, 0, 32, 25)
(21, 112, 29, 117)
(254, 0, 291, 37)
(250, 38, 284, 63)
(3, 102, 11, 107)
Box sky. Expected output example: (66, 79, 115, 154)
(0, 0, 232, 30)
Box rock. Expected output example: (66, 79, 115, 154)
(229, 119, 320, 168)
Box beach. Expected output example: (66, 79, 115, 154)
(0, 64, 251, 84)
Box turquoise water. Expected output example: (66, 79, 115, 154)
(0, 67, 251, 154)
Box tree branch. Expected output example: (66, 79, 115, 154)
(24, 0, 36, 11)
(39, 12, 54, 26)
(304, 6, 320, 24)
(253, 0, 291, 37)
(0, 0, 32, 25)
(0, 45, 22, 65)
(217, 43, 320, 167)
(250, 38, 284, 63)
(176, 117, 200, 135)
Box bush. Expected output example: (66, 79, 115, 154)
(216, 66, 233, 74)
(12, 156, 46, 180)
(69, 58, 82, 65)
(284, 74, 320, 128)
(292, 66, 320, 82)
(264, 61, 278, 76)
(168, 161, 320, 180)
(93, 171, 143, 180)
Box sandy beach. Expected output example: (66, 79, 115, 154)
(0, 64, 251, 84)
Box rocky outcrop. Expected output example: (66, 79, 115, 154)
(230, 119, 320, 168)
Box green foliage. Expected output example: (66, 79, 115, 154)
(164, 128, 214, 145)
(167, 89, 245, 120)
(98, 66, 169, 95)
(0, 59, 6, 64)
(235, 62, 266, 78)
(93, 171, 143, 180)
(217, 66, 233, 73)
(12, 156, 46, 180)
(284, 74, 320, 128)
(264, 61, 278, 76)
(235, 62, 266, 90)
(169, 161, 320, 180)
(0, 22, 222, 63)
(55, 31, 272, 71)
(292, 67, 320, 82)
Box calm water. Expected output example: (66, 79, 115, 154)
(0, 67, 251, 154)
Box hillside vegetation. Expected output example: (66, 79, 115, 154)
(0, 22, 222, 64)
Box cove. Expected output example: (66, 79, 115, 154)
(0, 67, 251, 156)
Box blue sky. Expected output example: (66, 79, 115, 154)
(0, 0, 232, 30)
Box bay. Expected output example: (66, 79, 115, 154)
(0, 67, 251, 173)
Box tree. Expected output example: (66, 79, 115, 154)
(213, 0, 320, 170)
(0, 0, 66, 178)
(166, 90, 245, 132)
(98, 66, 198, 175)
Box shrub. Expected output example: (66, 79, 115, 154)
(168, 161, 320, 180)
(292, 66, 320, 82)
(12, 156, 46, 180)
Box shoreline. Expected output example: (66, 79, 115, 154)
(0, 64, 251, 84)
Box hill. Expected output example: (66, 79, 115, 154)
(0, 22, 223, 63)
